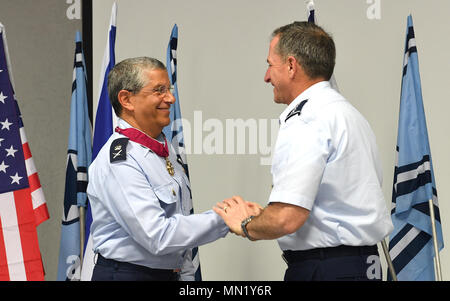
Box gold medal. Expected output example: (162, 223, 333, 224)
(166, 157, 175, 176)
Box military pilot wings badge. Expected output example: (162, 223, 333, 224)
(285, 99, 308, 122)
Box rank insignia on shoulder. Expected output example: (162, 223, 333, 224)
(110, 138, 129, 163)
(285, 99, 308, 122)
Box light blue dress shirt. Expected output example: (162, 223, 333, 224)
(269, 81, 393, 251)
(87, 119, 228, 278)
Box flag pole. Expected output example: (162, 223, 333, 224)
(428, 199, 443, 280)
(380, 238, 397, 281)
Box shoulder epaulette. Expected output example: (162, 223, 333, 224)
(110, 137, 129, 163)
(285, 99, 308, 122)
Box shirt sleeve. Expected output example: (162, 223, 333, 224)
(269, 118, 331, 210)
(98, 155, 229, 256)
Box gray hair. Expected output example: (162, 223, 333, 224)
(107, 56, 166, 116)
(272, 21, 335, 80)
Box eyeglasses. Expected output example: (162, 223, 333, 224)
(126, 85, 174, 97)
(151, 85, 175, 96)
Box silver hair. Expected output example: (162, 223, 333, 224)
(107, 57, 166, 116)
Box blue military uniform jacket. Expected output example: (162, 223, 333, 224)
(87, 119, 229, 280)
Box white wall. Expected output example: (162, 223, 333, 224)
(93, 0, 450, 280)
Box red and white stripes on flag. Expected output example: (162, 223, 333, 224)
(0, 125, 49, 281)
(20, 128, 48, 226)
(0, 190, 44, 280)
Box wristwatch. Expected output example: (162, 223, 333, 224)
(241, 216, 256, 241)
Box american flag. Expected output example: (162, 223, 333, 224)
(0, 23, 49, 281)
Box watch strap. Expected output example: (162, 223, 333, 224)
(241, 215, 255, 241)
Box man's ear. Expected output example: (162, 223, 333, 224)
(286, 56, 298, 79)
(117, 90, 134, 112)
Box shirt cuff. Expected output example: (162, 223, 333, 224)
(205, 209, 230, 238)
(268, 190, 314, 210)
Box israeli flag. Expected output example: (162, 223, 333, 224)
(80, 2, 117, 281)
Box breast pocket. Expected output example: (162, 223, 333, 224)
(154, 182, 179, 216)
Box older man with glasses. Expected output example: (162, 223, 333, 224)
(86, 57, 256, 281)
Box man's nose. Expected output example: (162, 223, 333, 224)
(264, 69, 270, 83)
(165, 91, 176, 104)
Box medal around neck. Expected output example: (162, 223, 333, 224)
(115, 127, 175, 176)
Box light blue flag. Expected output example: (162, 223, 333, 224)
(163, 24, 186, 160)
(80, 2, 117, 281)
(163, 24, 202, 281)
(57, 31, 92, 281)
(388, 15, 444, 281)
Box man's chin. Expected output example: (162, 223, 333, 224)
(273, 94, 291, 105)
(272, 91, 283, 104)
(160, 118, 171, 128)
(273, 98, 284, 104)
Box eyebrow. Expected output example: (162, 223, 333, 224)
(151, 84, 165, 88)
(142, 83, 167, 90)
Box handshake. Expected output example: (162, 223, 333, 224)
(213, 196, 264, 240)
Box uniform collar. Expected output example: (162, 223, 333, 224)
(279, 81, 330, 125)
(118, 118, 133, 130)
(116, 119, 168, 157)
(117, 119, 165, 143)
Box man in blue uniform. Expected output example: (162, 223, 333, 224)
(87, 57, 251, 281)
(214, 22, 393, 281)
